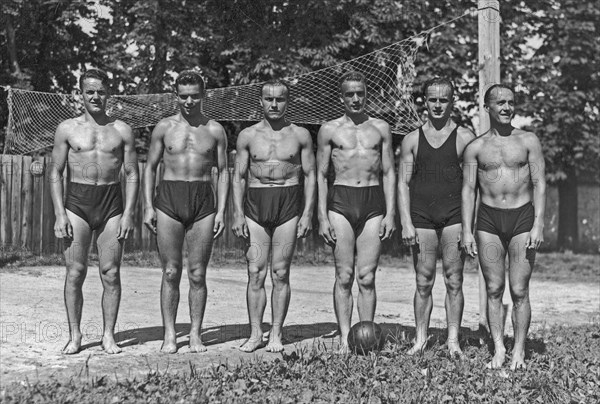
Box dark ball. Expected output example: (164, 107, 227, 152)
(348, 321, 382, 354)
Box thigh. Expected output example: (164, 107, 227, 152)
(507, 232, 534, 292)
(245, 216, 272, 271)
(64, 210, 93, 267)
(355, 215, 382, 275)
(156, 209, 186, 267)
(476, 230, 506, 287)
(440, 223, 463, 272)
(328, 211, 356, 273)
(271, 217, 299, 269)
(413, 227, 439, 276)
(185, 213, 216, 270)
(96, 214, 124, 269)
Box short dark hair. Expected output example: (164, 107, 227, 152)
(79, 68, 110, 90)
(484, 84, 514, 105)
(339, 71, 366, 94)
(175, 70, 206, 93)
(422, 77, 455, 98)
(260, 79, 290, 97)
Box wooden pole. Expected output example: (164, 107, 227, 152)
(478, 0, 500, 330)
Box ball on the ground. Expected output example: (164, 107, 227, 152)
(348, 321, 382, 354)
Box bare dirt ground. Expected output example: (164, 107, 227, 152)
(1, 262, 599, 386)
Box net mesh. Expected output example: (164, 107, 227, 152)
(4, 35, 424, 155)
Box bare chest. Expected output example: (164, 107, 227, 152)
(68, 126, 123, 154)
(478, 139, 528, 170)
(249, 132, 301, 162)
(164, 126, 217, 156)
(332, 126, 381, 157)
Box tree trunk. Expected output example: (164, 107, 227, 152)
(557, 168, 579, 251)
(5, 13, 22, 74)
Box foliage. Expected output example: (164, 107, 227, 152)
(2, 324, 599, 403)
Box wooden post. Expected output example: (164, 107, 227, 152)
(478, 0, 500, 330)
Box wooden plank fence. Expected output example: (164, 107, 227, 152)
(0, 154, 327, 260)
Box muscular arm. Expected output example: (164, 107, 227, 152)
(461, 141, 479, 256)
(397, 131, 417, 245)
(379, 121, 396, 240)
(50, 121, 72, 238)
(316, 124, 335, 244)
(297, 129, 316, 238)
(526, 133, 546, 249)
(118, 122, 139, 239)
(213, 124, 229, 238)
(143, 120, 167, 233)
(232, 129, 250, 238)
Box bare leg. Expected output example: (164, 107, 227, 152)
(96, 215, 124, 354)
(508, 233, 534, 370)
(328, 211, 356, 354)
(240, 217, 271, 352)
(355, 216, 382, 322)
(156, 210, 185, 353)
(266, 217, 299, 353)
(408, 228, 438, 355)
(62, 211, 92, 354)
(477, 231, 507, 369)
(440, 224, 464, 356)
(185, 213, 216, 353)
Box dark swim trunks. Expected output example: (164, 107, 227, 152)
(154, 181, 216, 228)
(477, 202, 535, 248)
(65, 182, 123, 230)
(409, 126, 463, 230)
(328, 185, 386, 236)
(244, 185, 302, 233)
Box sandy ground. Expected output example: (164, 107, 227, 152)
(1, 263, 599, 386)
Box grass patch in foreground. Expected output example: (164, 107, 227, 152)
(2, 324, 599, 403)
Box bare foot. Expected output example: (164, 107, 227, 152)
(486, 347, 506, 369)
(239, 337, 263, 353)
(265, 332, 284, 353)
(336, 342, 350, 355)
(189, 335, 207, 353)
(407, 340, 427, 356)
(101, 336, 122, 354)
(160, 336, 178, 354)
(62, 334, 82, 355)
(447, 338, 463, 357)
(510, 351, 526, 370)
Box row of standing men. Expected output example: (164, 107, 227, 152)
(50, 68, 545, 371)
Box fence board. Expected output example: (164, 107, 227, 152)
(21, 156, 33, 249)
(31, 158, 45, 254)
(0, 155, 11, 246)
(11, 156, 22, 247)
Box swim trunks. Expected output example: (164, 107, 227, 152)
(328, 185, 385, 236)
(244, 185, 302, 233)
(409, 125, 463, 230)
(477, 202, 535, 248)
(154, 181, 216, 227)
(65, 182, 123, 230)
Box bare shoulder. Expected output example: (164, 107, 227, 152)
(402, 128, 419, 147)
(56, 117, 79, 134)
(318, 119, 340, 138)
(237, 124, 259, 147)
(369, 117, 390, 133)
(206, 119, 227, 138)
(464, 134, 486, 153)
(290, 123, 311, 141)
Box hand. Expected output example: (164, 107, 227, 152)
(143, 207, 157, 234)
(525, 225, 544, 250)
(461, 230, 478, 257)
(213, 212, 225, 239)
(232, 214, 249, 239)
(54, 214, 73, 239)
(401, 222, 419, 246)
(296, 214, 312, 239)
(117, 213, 135, 240)
(319, 219, 336, 246)
(379, 214, 396, 241)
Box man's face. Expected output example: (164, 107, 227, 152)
(341, 80, 367, 115)
(260, 84, 288, 121)
(425, 84, 453, 120)
(486, 87, 515, 125)
(81, 78, 108, 114)
(176, 84, 203, 115)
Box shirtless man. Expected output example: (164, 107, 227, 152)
(398, 78, 475, 355)
(50, 68, 139, 354)
(144, 70, 228, 354)
(317, 71, 396, 354)
(462, 84, 546, 370)
(232, 80, 315, 353)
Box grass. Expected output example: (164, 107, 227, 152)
(1, 324, 599, 403)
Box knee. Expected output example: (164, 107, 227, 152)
(336, 267, 354, 289)
(66, 263, 87, 285)
(271, 264, 290, 285)
(444, 271, 463, 295)
(188, 268, 207, 288)
(356, 266, 376, 289)
(486, 282, 505, 299)
(247, 265, 266, 289)
(100, 264, 120, 286)
(510, 284, 529, 302)
(415, 273, 435, 297)
(163, 264, 182, 283)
